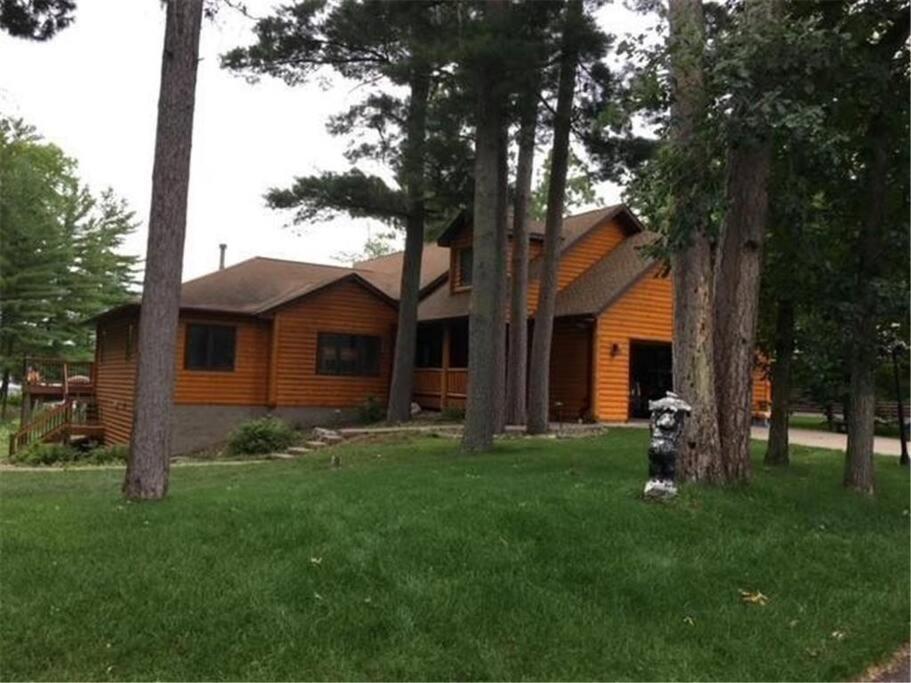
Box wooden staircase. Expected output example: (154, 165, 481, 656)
(9, 399, 104, 457)
(9, 356, 104, 457)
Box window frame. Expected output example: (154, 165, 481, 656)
(125, 323, 135, 361)
(315, 332, 382, 377)
(456, 247, 473, 289)
(184, 323, 237, 372)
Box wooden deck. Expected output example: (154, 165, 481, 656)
(10, 357, 103, 456)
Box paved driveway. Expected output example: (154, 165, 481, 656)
(751, 425, 904, 457)
(607, 420, 905, 457)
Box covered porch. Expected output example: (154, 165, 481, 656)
(411, 317, 596, 421)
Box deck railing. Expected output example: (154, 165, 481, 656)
(9, 400, 72, 455)
(9, 398, 102, 456)
(24, 357, 95, 394)
(413, 367, 468, 409)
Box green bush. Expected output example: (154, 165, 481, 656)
(9, 441, 130, 466)
(441, 406, 465, 421)
(228, 417, 296, 455)
(84, 444, 129, 465)
(10, 443, 80, 465)
(358, 396, 385, 424)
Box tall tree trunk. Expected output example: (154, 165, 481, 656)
(764, 297, 794, 466)
(713, 0, 779, 483)
(493, 118, 509, 434)
(667, 0, 722, 483)
(386, 65, 430, 424)
(526, 0, 582, 435)
(506, 80, 538, 426)
(123, 0, 203, 501)
(714, 140, 772, 483)
(844, 120, 888, 495)
(0, 368, 9, 422)
(462, 5, 507, 452)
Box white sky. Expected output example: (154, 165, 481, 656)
(0, 0, 655, 282)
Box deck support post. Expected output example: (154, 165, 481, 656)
(441, 323, 451, 409)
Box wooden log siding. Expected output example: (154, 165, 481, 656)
(273, 279, 398, 407)
(592, 267, 773, 421)
(594, 267, 674, 421)
(173, 315, 270, 405)
(550, 319, 592, 420)
(527, 219, 628, 314)
(94, 316, 138, 444)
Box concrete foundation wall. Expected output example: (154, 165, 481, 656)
(170, 404, 359, 455)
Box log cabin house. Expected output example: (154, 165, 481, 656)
(11, 205, 771, 456)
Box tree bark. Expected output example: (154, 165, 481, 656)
(506, 80, 538, 426)
(714, 140, 772, 482)
(764, 297, 794, 466)
(0, 368, 9, 422)
(667, 0, 722, 483)
(386, 65, 430, 424)
(526, 0, 582, 435)
(123, 0, 203, 501)
(462, 5, 507, 452)
(844, 121, 888, 495)
(493, 118, 509, 434)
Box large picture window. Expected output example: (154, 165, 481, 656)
(185, 324, 236, 371)
(457, 247, 473, 287)
(317, 333, 381, 376)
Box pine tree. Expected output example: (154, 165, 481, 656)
(224, 0, 462, 424)
(526, 0, 586, 435)
(124, 0, 204, 501)
(0, 118, 137, 418)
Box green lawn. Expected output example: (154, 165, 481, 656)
(1, 431, 908, 681)
(789, 414, 905, 439)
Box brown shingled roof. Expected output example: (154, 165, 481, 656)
(354, 244, 451, 294)
(554, 230, 659, 317)
(419, 205, 652, 321)
(176, 257, 398, 316)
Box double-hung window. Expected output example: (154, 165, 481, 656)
(185, 324, 236, 371)
(317, 333, 380, 376)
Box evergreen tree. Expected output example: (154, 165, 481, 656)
(526, 0, 588, 435)
(124, 0, 204, 501)
(1, 0, 75, 40)
(0, 118, 137, 418)
(224, 0, 463, 424)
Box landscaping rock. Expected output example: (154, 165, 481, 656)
(314, 427, 341, 439)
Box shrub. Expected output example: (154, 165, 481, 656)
(358, 396, 385, 424)
(9, 441, 130, 466)
(10, 443, 79, 465)
(441, 406, 465, 422)
(84, 444, 129, 465)
(228, 417, 296, 455)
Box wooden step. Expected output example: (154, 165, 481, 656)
(305, 441, 326, 449)
(287, 446, 312, 455)
(321, 434, 345, 444)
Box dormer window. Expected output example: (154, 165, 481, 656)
(457, 247, 473, 288)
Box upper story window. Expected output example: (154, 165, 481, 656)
(317, 333, 380, 376)
(457, 247, 473, 288)
(125, 323, 136, 361)
(185, 324, 236, 371)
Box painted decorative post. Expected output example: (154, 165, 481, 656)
(644, 391, 692, 499)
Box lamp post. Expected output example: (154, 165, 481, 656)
(891, 340, 909, 466)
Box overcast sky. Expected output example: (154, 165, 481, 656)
(0, 0, 655, 281)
